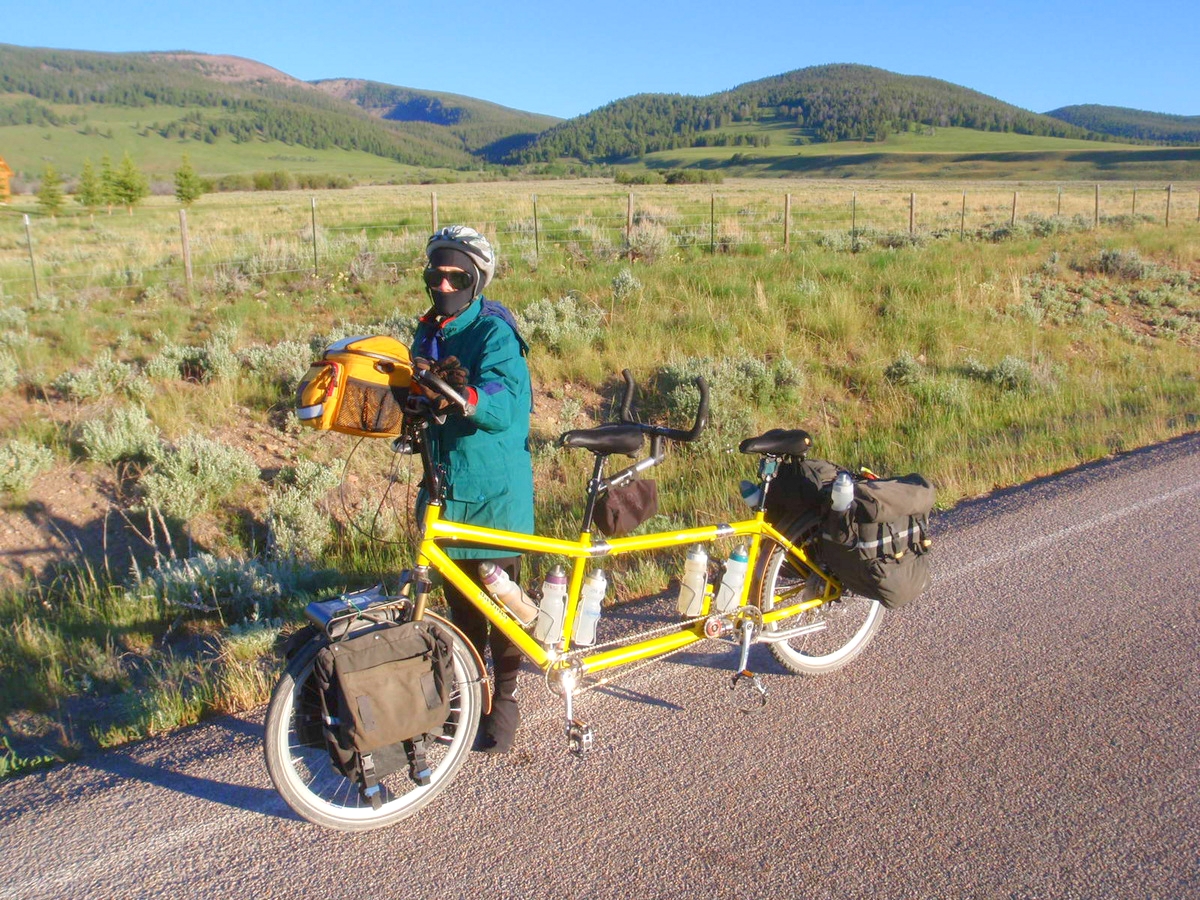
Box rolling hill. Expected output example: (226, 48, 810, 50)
(0, 43, 554, 178)
(507, 64, 1105, 164)
(1, 45, 1197, 185)
(1044, 104, 1200, 144)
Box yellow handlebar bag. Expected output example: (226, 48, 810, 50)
(295, 335, 413, 438)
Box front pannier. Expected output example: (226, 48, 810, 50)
(314, 619, 453, 806)
(295, 335, 413, 438)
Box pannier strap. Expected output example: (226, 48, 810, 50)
(823, 522, 931, 558)
(739, 429, 813, 456)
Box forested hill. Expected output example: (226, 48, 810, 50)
(311, 79, 560, 162)
(1045, 104, 1200, 144)
(508, 63, 1100, 163)
(0, 44, 542, 168)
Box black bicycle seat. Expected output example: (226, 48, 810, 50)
(738, 428, 812, 456)
(559, 423, 645, 456)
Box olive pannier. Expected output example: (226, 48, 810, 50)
(818, 473, 934, 610)
(764, 459, 935, 610)
(314, 618, 454, 807)
(295, 335, 413, 438)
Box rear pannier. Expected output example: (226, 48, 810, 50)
(818, 474, 935, 609)
(764, 459, 935, 609)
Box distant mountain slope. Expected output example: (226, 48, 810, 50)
(1044, 104, 1200, 144)
(312, 79, 559, 161)
(510, 63, 1100, 163)
(0, 44, 511, 168)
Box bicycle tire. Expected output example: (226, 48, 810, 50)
(264, 622, 481, 832)
(754, 538, 886, 676)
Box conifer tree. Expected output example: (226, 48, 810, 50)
(99, 154, 116, 214)
(111, 152, 149, 214)
(173, 154, 204, 206)
(37, 164, 64, 217)
(76, 158, 103, 210)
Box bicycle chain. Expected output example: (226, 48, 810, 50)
(556, 608, 739, 696)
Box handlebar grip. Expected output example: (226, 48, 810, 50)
(667, 376, 708, 442)
(413, 367, 475, 416)
(619, 369, 636, 423)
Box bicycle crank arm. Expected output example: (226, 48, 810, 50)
(756, 620, 827, 643)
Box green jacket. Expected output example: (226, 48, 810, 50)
(411, 297, 534, 559)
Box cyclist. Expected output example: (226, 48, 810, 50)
(411, 225, 533, 754)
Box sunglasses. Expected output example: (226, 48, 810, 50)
(423, 268, 473, 290)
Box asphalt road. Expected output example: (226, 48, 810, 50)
(2, 435, 1198, 900)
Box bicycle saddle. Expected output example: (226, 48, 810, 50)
(738, 428, 812, 456)
(558, 423, 645, 456)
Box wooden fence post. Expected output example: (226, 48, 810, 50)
(1057, 186, 1063, 216)
(1132, 189, 1137, 216)
(783, 193, 791, 250)
(1094, 184, 1100, 228)
(310, 197, 319, 275)
(1165, 184, 1172, 227)
(710, 194, 715, 254)
(179, 208, 193, 294)
(22, 214, 40, 302)
(430, 191, 438, 234)
(532, 194, 540, 259)
(626, 192, 633, 242)
(851, 192, 857, 239)
(960, 190, 967, 241)
(909, 192, 915, 235)
(1011, 191, 1018, 227)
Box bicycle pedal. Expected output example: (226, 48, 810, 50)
(729, 670, 769, 713)
(565, 719, 595, 756)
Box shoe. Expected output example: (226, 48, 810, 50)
(472, 700, 519, 754)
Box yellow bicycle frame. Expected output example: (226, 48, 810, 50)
(413, 501, 840, 677)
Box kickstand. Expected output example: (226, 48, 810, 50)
(730, 617, 768, 712)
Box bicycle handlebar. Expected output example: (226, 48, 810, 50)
(411, 366, 476, 417)
(617, 368, 708, 444)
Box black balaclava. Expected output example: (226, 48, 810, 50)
(426, 246, 480, 318)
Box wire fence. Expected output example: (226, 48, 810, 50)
(2, 181, 1196, 305)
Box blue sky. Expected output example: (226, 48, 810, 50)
(5, 0, 1197, 120)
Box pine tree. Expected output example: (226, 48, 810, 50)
(173, 154, 204, 206)
(111, 152, 149, 214)
(37, 164, 64, 218)
(76, 158, 103, 210)
(98, 154, 116, 214)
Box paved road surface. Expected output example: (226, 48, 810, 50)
(2, 435, 1198, 899)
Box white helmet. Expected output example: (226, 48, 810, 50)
(425, 225, 496, 295)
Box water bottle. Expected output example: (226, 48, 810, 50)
(830, 471, 855, 513)
(478, 561, 539, 627)
(675, 545, 709, 617)
(739, 479, 764, 508)
(714, 545, 750, 614)
(572, 570, 606, 646)
(534, 565, 568, 644)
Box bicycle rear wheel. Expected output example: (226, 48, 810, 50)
(755, 539, 886, 676)
(264, 623, 481, 831)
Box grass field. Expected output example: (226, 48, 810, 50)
(0, 179, 1197, 768)
(643, 126, 1200, 181)
(0, 104, 430, 183)
(5, 108, 1200, 187)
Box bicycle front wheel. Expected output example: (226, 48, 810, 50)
(755, 539, 886, 676)
(264, 623, 481, 832)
